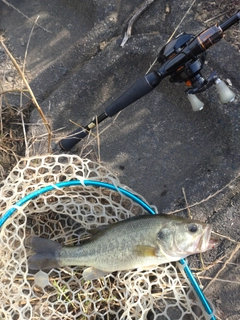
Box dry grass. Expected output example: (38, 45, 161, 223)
(0, 17, 53, 178)
(0, 35, 52, 153)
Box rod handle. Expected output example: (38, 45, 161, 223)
(59, 127, 89, 150)
(105, 71, 162, 117)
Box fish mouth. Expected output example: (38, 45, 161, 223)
(206, 236, 219, 250)
(197, 225, 219, 252)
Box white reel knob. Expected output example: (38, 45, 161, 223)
(187, 94, 204, 111)
(215, 78, 236, 104)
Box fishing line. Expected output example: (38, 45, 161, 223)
(0, 179, 215, 320)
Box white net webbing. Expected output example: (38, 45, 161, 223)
(0, 154, 213, 319)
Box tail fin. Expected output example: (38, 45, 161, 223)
(28, 237, 62, 271)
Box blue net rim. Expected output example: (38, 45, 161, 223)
(0, 179, 215, 319)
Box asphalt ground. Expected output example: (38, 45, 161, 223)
(0, 1, 239, 319)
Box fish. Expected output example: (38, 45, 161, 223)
(28, 214, 218, 281)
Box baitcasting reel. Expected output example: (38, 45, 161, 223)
(158, 32, 235, 111)
(60, 11, 240, 150)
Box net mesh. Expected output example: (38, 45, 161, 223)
(0, 154, 213, 319)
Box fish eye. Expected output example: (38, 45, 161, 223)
(157, 228, 169, 240)
(188, 223, 198, 233)
(158, 230, 165, 239)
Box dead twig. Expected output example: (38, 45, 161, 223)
(20, 15, 40, 156)
(211, 231, 238, 244)
(197, 276, 240, 285)
(1, 0, 52, 33)
(120, 0, 156, 47)
(168, 172, 240, 215)
(204, 12, 226, 24)
(0, 89, 29, 95)
(0, 36, 52, 153)
(166, 0, 197, 44)
(203, 242, 240, 292)
(146, 0, 197, 73)
(182, 187, 192, 218)
(0, 144, 19, 162)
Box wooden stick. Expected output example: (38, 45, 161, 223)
(120, 0, 156, 47)
(182, 187, 192, 218)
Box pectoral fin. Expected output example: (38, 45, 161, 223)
(82, 267, 110, 281)
(134, 245, 158, 257)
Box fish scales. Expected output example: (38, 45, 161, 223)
(59, 216, 166, 271)
(28, 214, 218, 280)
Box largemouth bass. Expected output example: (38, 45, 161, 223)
(28, 214, 218, 280)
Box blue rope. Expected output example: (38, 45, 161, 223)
(0, 179, 215, 319)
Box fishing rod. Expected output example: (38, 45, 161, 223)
(59, 11, 240, 151)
